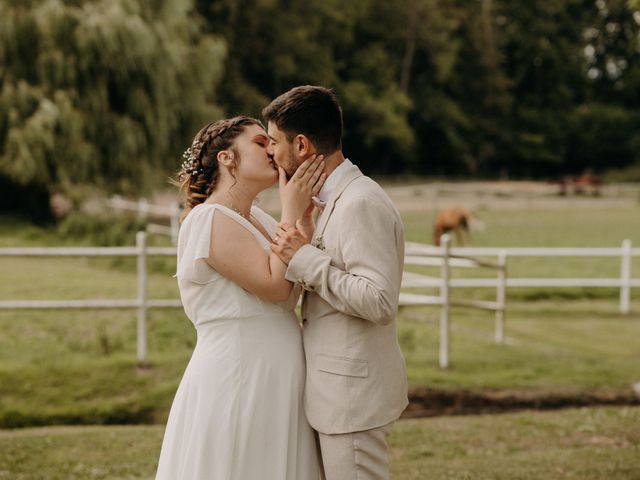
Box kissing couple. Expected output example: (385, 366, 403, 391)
(155, 85, 408, 480)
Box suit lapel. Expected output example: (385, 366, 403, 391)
(302, 164, 362, 313)
(314, 164, 363, 239)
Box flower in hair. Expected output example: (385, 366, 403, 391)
(180, 141, 203, 177)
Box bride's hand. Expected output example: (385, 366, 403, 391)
(296, 203, 316, 242)
(279, 154, 326, 224)
(271, 223, 309, 265)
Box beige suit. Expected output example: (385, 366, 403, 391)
(285, 163, 408, 479)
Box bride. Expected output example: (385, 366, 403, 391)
(155, 116, 325, 479)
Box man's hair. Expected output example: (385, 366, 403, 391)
(262, 85, 343, 154)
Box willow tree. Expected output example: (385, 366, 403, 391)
(0, 0, 225, 197)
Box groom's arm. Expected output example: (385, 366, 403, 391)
(283, 195, 404, 326)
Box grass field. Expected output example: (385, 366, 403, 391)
(0, 206, 639, 427)
(0, 406, 638, 479)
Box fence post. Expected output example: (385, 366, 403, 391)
(138, 198, 149, 220)
(137, 231, 148, 364)
(170, 202, 180, 245)
(439, 234, 451, 369)
(620, 239, 632, 315)
(495, 251, 507, 343)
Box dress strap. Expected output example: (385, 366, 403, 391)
(209, 203, 272, 247)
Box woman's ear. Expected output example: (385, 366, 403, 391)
(217, 150, 235, 167)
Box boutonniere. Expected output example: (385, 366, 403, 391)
(311, 235, 325, 251)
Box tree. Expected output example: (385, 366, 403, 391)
(0, 0, 225, 200)
(496, 0, 597, 176)
(4, 0, 640, 204)
(565, 0, 640, 172)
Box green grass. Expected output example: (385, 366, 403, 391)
(0, 406, 638, 479)
(389, 406, 640, 480)
(0, 309, 193, 427)
(398, 301, 640, 390)
(1, 299, 638, 427)
(402, 207, 640, 248)
(0, 206, 639, 427)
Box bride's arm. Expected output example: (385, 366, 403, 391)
(206, 211, 292, 303)
(204, 158, 325, 303)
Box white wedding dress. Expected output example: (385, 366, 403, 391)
(156, 203, 320, 480)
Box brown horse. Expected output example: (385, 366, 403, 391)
(553, 169, 601, 196)
(433, 207, 484, 246)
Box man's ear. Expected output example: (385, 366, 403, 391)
(294, 134, 314, 157)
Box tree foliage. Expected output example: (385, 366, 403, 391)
(197, 0, 639, 179)
(0, 0, 225, 194)
(2, 0, 640, 207)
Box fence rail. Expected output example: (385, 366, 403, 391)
(406, 244, 640, 257)
(403, 239, 637, 315)
(0, 235, 637, 367)
(400, 236, 506, 368)
(0, 232, 177, 364)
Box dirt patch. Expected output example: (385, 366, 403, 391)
(402, 386, 640, 418)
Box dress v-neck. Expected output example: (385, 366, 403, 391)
(199, 202, 272, 248)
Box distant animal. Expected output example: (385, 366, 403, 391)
(552, 169, 601, 197)
(433, 207, 484, 246)
(573, 169, 601, 196)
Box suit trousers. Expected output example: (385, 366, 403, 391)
(317, 421, 394, 480)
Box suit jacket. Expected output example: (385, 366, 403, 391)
(285, 163, 408, 434)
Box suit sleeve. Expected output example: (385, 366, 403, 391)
(285, 195, 404, 325)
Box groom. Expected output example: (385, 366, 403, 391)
(265, 86, 408, 480)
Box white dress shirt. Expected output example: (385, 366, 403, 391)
(313, 158, 353, 207)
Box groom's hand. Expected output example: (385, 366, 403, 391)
(270, 223, 308, 265)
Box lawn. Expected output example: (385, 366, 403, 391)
(0, 205, 639, 427)
(399, 300, 640, 391)
(0, 406, 638, 479)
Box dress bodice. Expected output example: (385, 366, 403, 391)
(175, 203, 299, 325)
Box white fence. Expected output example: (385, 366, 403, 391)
(402, 239, 638, 314)
(0, 232, 178, 364)
(400, 235, 506, 368)
(399, 237, 638, 367)
(0, 235, 637, 367)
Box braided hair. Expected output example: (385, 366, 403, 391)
(176, 116, 263, 222)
